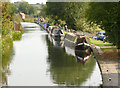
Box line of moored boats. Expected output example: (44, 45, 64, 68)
(35, 21, 93, 64)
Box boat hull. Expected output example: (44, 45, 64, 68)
(64, 38, 91, 51)
(75, 44, 91, 51)
(64, 38, 75, 49)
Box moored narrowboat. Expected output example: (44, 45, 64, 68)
(50, 28, 65, 40)
(64, 32, 91, 51)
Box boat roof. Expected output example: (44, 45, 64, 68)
(66, 32, 85, 37)
(66, 32, 76, 37)
(49, 25, 54, 27)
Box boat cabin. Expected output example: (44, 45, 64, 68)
(64, 32, 90, 50)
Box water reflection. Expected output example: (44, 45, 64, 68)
(46, 36, 99, 86)
(64, 41, 92, 64)
(75, 50, 92, 64)
(1, 22, 102, 86)
(48, 34, 64, 47)
(2, 47, 14, 86)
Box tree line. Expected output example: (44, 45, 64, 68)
(15, 2, 37, 15)
(5, 1, 37, 16)
(42, 2, 120, 48)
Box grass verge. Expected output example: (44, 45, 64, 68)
(89, 38, 113, 46)
(89, 38, 117, 50)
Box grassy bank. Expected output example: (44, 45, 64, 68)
(24, 18, 34, 23)
(2, 14, 24, 55)
(24, 15, 34, 23)
(12, 26, 24, 41)
(2, 26, 24, 59)
(89, 38, 117, 50)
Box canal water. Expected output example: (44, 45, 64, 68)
(2, 22, 102, 86)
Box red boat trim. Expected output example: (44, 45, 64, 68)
(84, 54, 91, 61)
(76, 42, 91, 46)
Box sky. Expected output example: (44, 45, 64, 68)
(10, 0, 47, 4)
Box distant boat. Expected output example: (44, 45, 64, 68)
(47, 26, 57, 33)
(64, 32, 91, 51)
(49, 27, 65, 40)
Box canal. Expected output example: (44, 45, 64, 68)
(2, 22, 102, 86)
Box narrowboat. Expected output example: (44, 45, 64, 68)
(64, 43, 92, 64)
(47, 26, 57, 33)
(49, 28, 65, 40)
(64, 32, 91, 51)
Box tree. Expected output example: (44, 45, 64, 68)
(86, 2, 120, 48)
(18, 2, 29, 14)
(8, 3, 17, 16)
(39, 4, 47, 18)
(2, 2, 12, 36)
(28, 5, 37, 15)
(17, 1, 37, 15)
(46, 2, 91, 31)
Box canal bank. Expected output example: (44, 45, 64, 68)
(91, 44, 119, 87)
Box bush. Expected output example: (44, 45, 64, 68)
(12, 31, 22, 41)
(2, 35, 13, 55)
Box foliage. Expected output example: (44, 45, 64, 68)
(18, 2, 29, 14)
(86, 2, 120, 48)
(89, 38, 113, 46)
(18, 1, 37, 15)
(101, 46, 117, 50)
(2, 35, 13, 55)
(24, 15, 34, 22)
(28, 5, 37, 15)
(2, 38, 14, 86)
(24, 19, 34, 22)
(12, 14, 23, 22)
(8, 3, 17, 17)
(2, 2, 23, 55)
(39, 4, 47, 18)
(12, 23, 24, 41)
(2, 2, 13, 36)
(46, 2, 67, 26)
(2, 2, 13, 55)
(45, 2, 99, 32)
(45, 2, 120, 48)
(12, 31, 22, 41)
